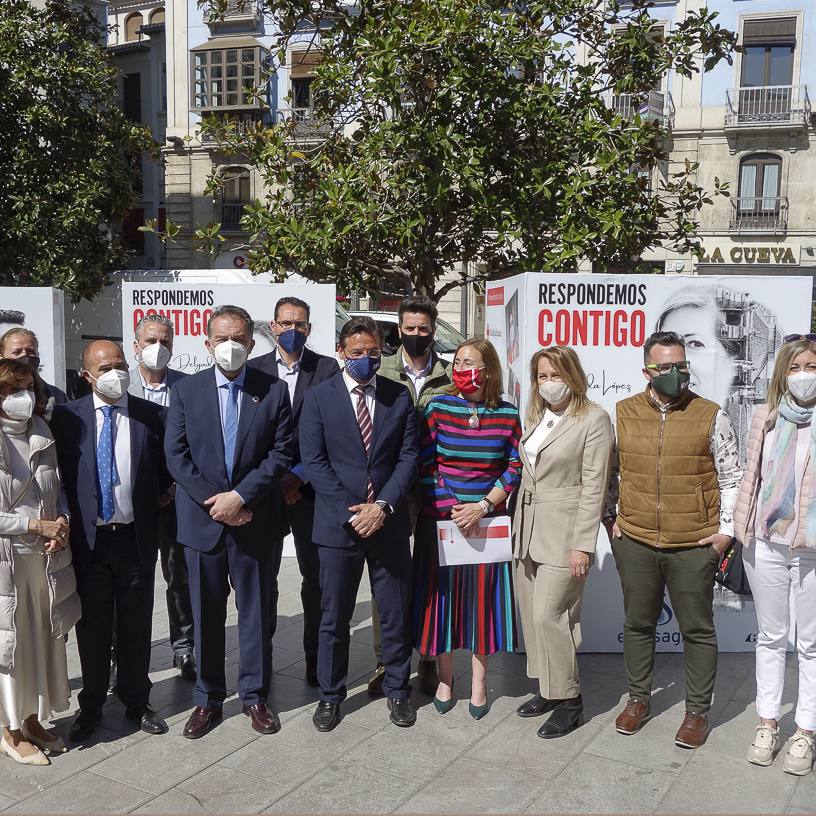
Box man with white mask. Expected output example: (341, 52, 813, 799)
(51, 341, 171, 742)
(127, 315, 195, 681)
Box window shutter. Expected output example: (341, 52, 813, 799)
(742, 18, 796, 46)
(291, 49, 322, 77)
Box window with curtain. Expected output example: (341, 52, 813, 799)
(738, 155, 781, 212)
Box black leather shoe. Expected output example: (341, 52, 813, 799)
(305, 655, 319, 688)
(516, 693, 557, 718)
(173, 653, 197, 681)
(109, 660, 117, 693)
(313, 701, 340, 732)
(125, 704, 169, 735)
(387, 698, 416, 728)
(69, 709, 102, 742)
(537, 695, 584, 739)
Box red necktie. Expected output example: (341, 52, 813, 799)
(354, 385, 375, 502)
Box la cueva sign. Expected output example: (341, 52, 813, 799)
(699, 245, 799, 264)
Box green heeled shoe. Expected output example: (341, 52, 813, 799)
(469, 700, 488, 720)
(433, 679, 454, 714)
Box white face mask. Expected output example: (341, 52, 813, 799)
(2, 390, 35, 421)
(138, 341, 172, 372)
(788, 371, 816, 403)
(211, 340, 249, 373)
(89, 369, 130, 400)
(539, 380, 571, 406)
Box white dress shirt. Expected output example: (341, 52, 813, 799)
(93, 392, 134, 525)
(523, 407, 567, 466)
(138, 369, 170, 407)
(276, 353, 307, 483)
(343, 368, 377, 421)
(401, 349, 432, 397)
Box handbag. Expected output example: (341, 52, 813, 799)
(714, 538, 752, 597)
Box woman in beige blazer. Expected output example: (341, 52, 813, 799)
(513, 346, 614, 739)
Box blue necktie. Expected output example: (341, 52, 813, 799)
(97, 405, 118, 523)
(223, 382, 239, 485)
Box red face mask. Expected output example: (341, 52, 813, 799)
(452, 366, 485, 394)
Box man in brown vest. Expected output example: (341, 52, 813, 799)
(603, 331, 742, 748)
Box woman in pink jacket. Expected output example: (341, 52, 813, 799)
(734, 335, 816, 776)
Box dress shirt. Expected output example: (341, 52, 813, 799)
(401, 349, 432, 397)
(604, 388, 742, 536)
(215, 366, 247, 503)
(342, 368, 377, 422)
(138, 369, 170, 407)
(276, 353, 306, 483)
(93, 392, 134, 525)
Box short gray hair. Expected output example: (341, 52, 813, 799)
(134, 314, 174, 342)
(207, 305, 254, 338)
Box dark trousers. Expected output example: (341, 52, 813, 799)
(317, 533, 412, 705)
(186, 533, 281, 709)
(74, 526, 155, 712)
(160, 505, 194, 657)
(266, 535, 284, 652)
(286, 497, 321, 658)
(611, 531, 720, 713)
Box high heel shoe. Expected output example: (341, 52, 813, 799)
(21, 723, 67, 754)
(433, 679, 454, 715)
(469, 700, 488, 720)
(0, 734, 49, 766)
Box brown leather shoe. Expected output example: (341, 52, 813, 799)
(243, 703, 281, 735)
(183, 706, 222, 739)
(675, 711, 708, 748)
(615, 699, 651, 735)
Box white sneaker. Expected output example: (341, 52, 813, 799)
(747, 723, 780, 766)
(782, 731, 815, 776)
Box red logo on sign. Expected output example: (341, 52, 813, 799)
(487, 287, 504, 306)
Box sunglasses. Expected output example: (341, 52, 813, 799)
(784, 334, 816, 343)
(466, 402, 480, 429)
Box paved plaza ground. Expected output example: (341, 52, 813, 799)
(0, 556, 813, 814)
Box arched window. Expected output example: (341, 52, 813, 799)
(125, 12, 143, 42)
(149, 8, 165, 25)
(734, 153, 785, 232)
(220, 167, 250, 231)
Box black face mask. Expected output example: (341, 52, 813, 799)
(401, 333, 434, 358)
(17, 355, 40, 370)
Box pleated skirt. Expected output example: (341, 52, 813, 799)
(0, 553, 71, 730)
(412, 511, 517, 656)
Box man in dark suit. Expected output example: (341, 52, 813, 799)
(165, 305, 293, 740)
(127, 314, 195, 681)
(300, 315, 419, 732)
(51, 340, 170, 742)
(247, 296, 339, 687)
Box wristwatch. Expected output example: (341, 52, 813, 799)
(481, 497, 495, 513)
(375, 500, 393, 515)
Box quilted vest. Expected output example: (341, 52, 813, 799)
(617, 386, 720, 548)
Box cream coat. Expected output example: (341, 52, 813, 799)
(513, 404, 615, 565)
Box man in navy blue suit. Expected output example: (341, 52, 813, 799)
(51, 340, 171, 742)
(300, 315, 420, 732)
(165, 305, 293, 740)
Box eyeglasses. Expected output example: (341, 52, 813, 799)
(784, 334, 816, 343)
(466, 402, 480, 429)
(275, 320, 309, 332)
(645, 361, 690, 375)
(345, 349, 382, 359)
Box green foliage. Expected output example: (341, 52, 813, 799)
(199, 0, 737, 300)
(0, 0, 160, 301)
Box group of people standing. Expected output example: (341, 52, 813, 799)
(0, 296, 813, 779)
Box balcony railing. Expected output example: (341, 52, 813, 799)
(275, 108, 335, 139)
(220, 203, 247, 231)
(725, 85, 810, 127)
(199, 112, 264, 141)
(729, 197, 788, 234)
(605, 89, 675, 129)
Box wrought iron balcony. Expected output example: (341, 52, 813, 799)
(729, 197, 788, 235)
(725, 85, 810, 127)
(220, 203, 247, 231)
(199, 112, 265, 141)
(275, 108, 335, 140)
(605, 89, 675, 129)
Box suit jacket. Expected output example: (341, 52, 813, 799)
(127, 365, 189, 401)
(247, 347, 339, 500)
(50, 394, 171, 570)
(165, 365, 294, 554)
(300, 374, 420, 549)
(513, 403, 614, 565)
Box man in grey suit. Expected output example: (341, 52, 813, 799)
(127, 314, 195, 680)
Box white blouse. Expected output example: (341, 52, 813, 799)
(524, 407, 567, 466)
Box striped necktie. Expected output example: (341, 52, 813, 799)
(354, 385, 375, 502)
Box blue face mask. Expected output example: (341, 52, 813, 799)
(344, 354, 381, 382)
(277, 328, 308, 354)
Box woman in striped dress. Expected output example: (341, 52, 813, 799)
(413, 338, 522, 719)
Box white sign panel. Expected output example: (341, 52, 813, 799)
(486, 273, 812, 652)
(121, 282, 337, 373)
(0, 287, 65, 390)
(437, 517, 513, 566)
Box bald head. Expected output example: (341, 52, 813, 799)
(82, 340, 125, 373)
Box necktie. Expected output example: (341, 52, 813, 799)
(97, 405, 119, 523)
(223, 381, 239, 485)
(354, 385, 375, 502)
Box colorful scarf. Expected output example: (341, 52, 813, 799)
(761, 395, 816, 547)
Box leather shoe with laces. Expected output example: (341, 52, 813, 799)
(183, 706, 222, 739)
(537, 695, 584, 739)
(174, 653, 197, 681)
(243, 703, 280, 735)
(615, 699, 651, 735)
(69, 708, 102, 742)
(126, 704, 169, 735)
(387, 698, 416, 728)
(313, 701, 340, 732)
(517, 693, 556, 718)
(675, 711, 708, 748)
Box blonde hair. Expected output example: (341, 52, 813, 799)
(767, 338, 816, 409)
(525, 346, 594, 427)
(446, 338, 504, 410)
